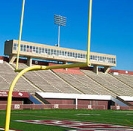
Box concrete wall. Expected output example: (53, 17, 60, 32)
(0, 104, 107, 110)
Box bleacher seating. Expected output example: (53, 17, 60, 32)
(1, 60, 133, 99)
(53, 71, 96, 94)
(36, 70, 81, 94)
(111, 73, 133, 88)
(53, 69, 115, 96)
(0, 62, 40, 93)
(100, 72, 133, 96)
(15, 63, 81, 94)
(71, 73, 116, 96)
(82, 70, 133, 96)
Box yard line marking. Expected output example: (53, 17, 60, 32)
(0, 127, 21, 131)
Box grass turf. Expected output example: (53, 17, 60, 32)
(0, 109, 133, 131)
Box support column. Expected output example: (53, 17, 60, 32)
(75, 98, 78, 109)
(63, 61, 68, 71)
(9, 55, 16, 64)
(27, 57, 32, 66)
(104, 66, 110, 74)
(93, 65, 98, 74)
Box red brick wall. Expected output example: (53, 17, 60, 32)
(0, 101, 22, 104)
(44, 98, 74, 104)
(111, 106, 133, 110)
(78, 99, 108, 109)
(127, 101, 133, 105)
(0, 56, 4, 60)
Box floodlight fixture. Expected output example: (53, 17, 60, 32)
(54, 14, 67, 47)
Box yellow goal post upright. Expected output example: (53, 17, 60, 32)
(4, 0, 93, 131)
(16, 0, 25, 70)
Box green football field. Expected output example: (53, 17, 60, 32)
(0, 109, 133, 131)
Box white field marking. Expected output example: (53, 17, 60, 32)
(127, 114, 133, 115)
(0, 128, 18, 131)
(114, 111, 133, 113)
(67, 129, 133, 131)
(76, 113, 100, 116)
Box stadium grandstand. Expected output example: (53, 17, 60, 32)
(0, 39, 133, 110)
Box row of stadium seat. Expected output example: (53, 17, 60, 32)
(0, 61, 133, 98)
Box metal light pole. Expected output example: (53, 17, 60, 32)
(54, 14, 66, 47)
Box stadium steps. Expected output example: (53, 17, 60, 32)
(37, 69, 82, 94)
(12, 63, 62, 93)
(110, 73, 133, 91)
(52, 69, 99, 95)
(35, 92, 51, 104)
(0, 62, 39, 92)
(70, 73, 99, 94)
(9, 63, 46, 93)
(24, 71, 60, 93)
(99, 72, 133, 96)
(116, 96, 132, 106)
(52, 70, 85, 94)
(15, 63, 80, 94)
(111, 97, 129, 107)
(70, 73, 116, 96)
(82, 69, 133, 97)
(0, 62, 18, 91)
(11, 63, 44, 93)
(81, 69, 118, 97)
(29, 94, 43, 104)
(34, 70, 62, 93)
(81, 70, 131, 106)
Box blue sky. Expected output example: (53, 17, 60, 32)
(0, 0, 133, 71)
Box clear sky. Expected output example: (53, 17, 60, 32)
(0, 0, 133, 71)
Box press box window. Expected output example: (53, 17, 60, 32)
(24, 45, 26, 52)
(20, 44, 24, 51)
(13, 43, 18, 50)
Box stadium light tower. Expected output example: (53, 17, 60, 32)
(54, 14, 66, 47)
